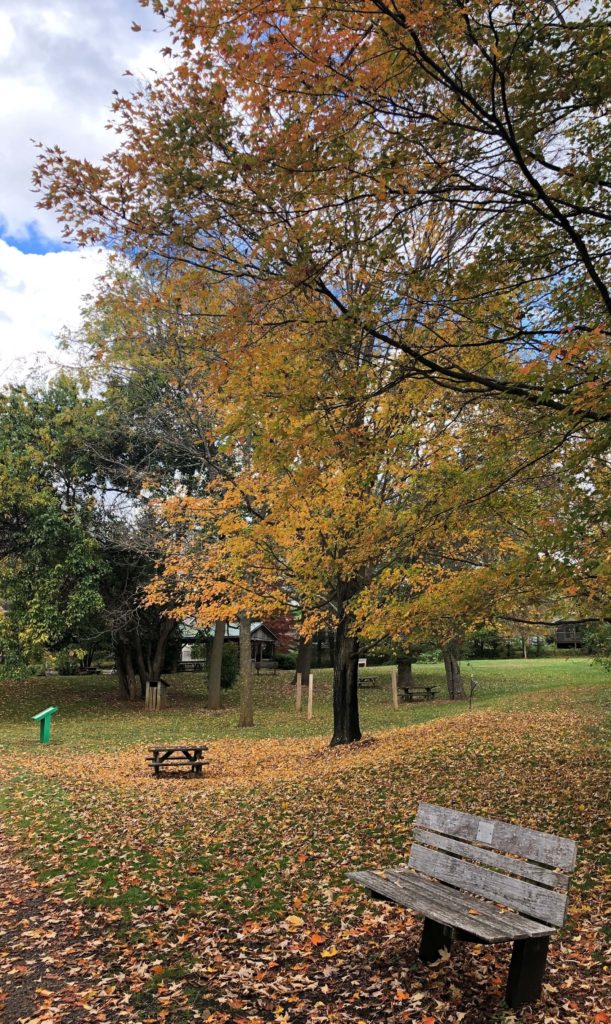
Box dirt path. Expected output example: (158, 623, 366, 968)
(0, 830, 127, 1024)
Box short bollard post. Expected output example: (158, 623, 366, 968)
(32, 706, 59, 744)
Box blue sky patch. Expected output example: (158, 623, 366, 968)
(0, 219, 74, 255)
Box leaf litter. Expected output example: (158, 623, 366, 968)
(0, 688, 608, 1023)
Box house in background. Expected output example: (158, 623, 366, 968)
(555, 621, 584, 649)
(180, 620, 279, 670)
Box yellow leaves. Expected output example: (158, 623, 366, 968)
(320, 944, 339, 957)
(283, 914, 304, 929)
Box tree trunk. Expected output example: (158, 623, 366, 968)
(134, 633, 148, 698)
(522, 636, 528, 658)
(330, 584, 361, 746)
(238, 612, 254, 727)
(116, 641, 139, 701)
(208, 619, 225, 710)
(328, 628, 336, 669)
(145, 641, 153, 679)
(293, 637, 312, 685)
(82, 645, 96, 670)
(442, 642, 465, 699)
(151, 618, 174, 680)
(116, 645, 130, 699)
(397, 653, 413, 688)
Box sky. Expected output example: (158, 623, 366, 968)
(0, 0, 168, 384)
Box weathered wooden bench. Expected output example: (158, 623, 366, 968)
(146, 745, 208, 777)
(348, 802, 577, 1009)
(399, 685, 439, 702)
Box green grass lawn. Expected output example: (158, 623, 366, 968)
(0, 656, 606, 751)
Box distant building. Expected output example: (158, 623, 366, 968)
(180, 620, 279, 669)
(555, 621, 583, 649)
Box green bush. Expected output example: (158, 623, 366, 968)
(415, 648, 442, 663)
(276, 651, 297, 670)
(221, 642, 240, 688)
(191, 640, 208, 661)
(583, 623, 611, 670)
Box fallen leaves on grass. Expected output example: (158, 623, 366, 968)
(0, 689, 608, 1024)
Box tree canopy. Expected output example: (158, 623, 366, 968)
(27, 0, 610, 740)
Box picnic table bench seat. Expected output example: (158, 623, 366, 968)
(358, 676, 377, 688)
(147, 745, 208, 776)
(348, 802, 577, 1010)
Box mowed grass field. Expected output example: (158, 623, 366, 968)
(0, 656, 605, 749)
(0, 658, 609, 1024)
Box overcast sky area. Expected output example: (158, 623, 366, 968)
(0, 0, 169, 384)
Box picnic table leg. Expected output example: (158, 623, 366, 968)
(418, 917, 454, 963)
(153, 749, 160, 777)
(505, 936, 549, 1009)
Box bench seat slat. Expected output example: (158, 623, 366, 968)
(412, 828, 570, 891)
(415, 803, 577, 871)
(386, 868, 544, 936)
(408, 845, 568, 927)
(348, 869, 554, 942)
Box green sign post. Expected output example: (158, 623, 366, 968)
(32, 706, 59, 744)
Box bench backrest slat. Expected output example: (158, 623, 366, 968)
(409, 844, 568, 926)
(412, 828, 570, 891)
(415, 803, 577, 871)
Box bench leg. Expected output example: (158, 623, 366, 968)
(506, 936, 550, 1009)
(419, 917, 453, 963)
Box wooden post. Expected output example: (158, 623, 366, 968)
(391, 668, 399, 710)
(307, 673, 313, 720)
(296, 671, 302, 712)
(146, 682, 163, 711)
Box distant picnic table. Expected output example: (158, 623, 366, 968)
(147, 745, 208, 777)
(358, 675, 377, 689)
(399, 684, 438, 702)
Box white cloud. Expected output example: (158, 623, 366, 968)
(0, 240, 108, 383)
(0, 0, 171, 382)
(0, 0, 169, 241)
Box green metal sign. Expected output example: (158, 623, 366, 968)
(32, 706, 59, 744)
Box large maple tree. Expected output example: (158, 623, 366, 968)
(32, 0, 610, 740)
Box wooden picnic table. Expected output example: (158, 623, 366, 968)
(146, 745, 208, 777)
(399, 685, 438, 702)
(358, 676, 377, 688)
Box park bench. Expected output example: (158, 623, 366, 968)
(146, 745, 208, 777)
(348, 802, 577, 1009)
(399, 685, 438, 702)
(358, 675, 377, 688)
